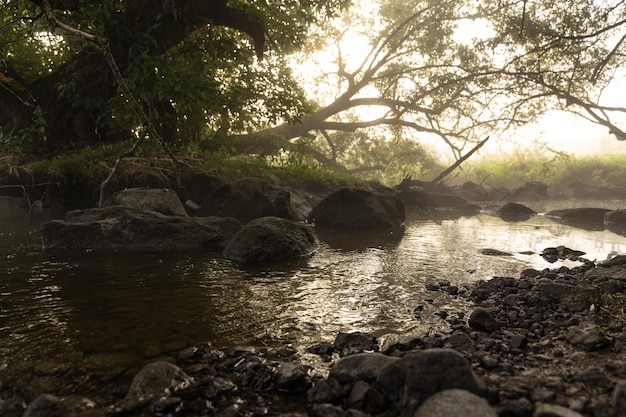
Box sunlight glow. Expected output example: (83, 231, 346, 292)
(452, 18, 496, 44)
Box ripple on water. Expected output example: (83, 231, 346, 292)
(1, 204, 626, 401)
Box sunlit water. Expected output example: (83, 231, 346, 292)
(1, 200, 626, 402)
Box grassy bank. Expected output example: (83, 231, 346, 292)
(450, 152, 626, 190)
(3, 143, 626, 203)
(0, 143, 364, 207)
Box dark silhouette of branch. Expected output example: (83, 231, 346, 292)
(430, 136, 489, 185)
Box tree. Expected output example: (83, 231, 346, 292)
(1, 0, 625, 178)
(219, 0, 626, 174)
(0, 0, 349, 151)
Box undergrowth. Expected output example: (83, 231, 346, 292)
(451, 152, 626, 190)
(2, 140, 361, 189)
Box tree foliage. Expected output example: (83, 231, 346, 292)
(0, 0, 349, 152)
(1, 0, 625, 180)
(259, 0, 626, 176)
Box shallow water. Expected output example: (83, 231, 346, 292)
(1, 200, 626, 402)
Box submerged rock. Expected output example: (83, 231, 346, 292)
(223, 216, 316, 263)
(41, 206, 241, 251)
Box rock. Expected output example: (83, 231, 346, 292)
(204, 376, 237, 399)
(566, 324, 612, 351)
(333, 331, 379, 356)
(275, 362, 312, 393)
(510, 181, 549, 201)
(612, 380, 626, 417)
(605, 209, 626, 236)
(468, 307, 500, 332)
(574, 366, 610, 386)
(565, 181, 626, 200)
(309, 403, 348, 417)
(444, 333, 475, 352)
(509, 333, 527, 349)
(41, 206, 242, 251)
(197, 177, 311, 223)
(23, 394, 69, 417)
(127, 361, 193, 400)
(307, 378, 346, 404)
(540, 245, 586, 263)
(414, 389, 497, 417)
(496, 202, 536, 221)
(469, 276, 516, 302)
(328, 353, 398, 384)
(396, 190, 469, 209)
(103, 188, 188, 216)
(495, 398, 533, 417)
(454, 181, 503, 201)
(222, 216, 316, 263)
(602, 255, 626, 267)
(545, 207, 612, 231)
(534, 280, 595, 311)
(310, 187, 405, 233)
(375, 348, 486, 417)
(480, 248, 513, 256)
(533, 403, 585, 417)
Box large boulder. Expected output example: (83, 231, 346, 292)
(309, 187, 405, 233)
(496, 202, 536, 222)
(374, 349, 486, 417)
(197, 177, 312, 223)
(223, 216, 316, 263)
(41, 206, 242, 251)
(545, 207, 612, 231)
(103, 188, 188, 216)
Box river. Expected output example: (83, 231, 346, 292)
(1, 200, 625, 402)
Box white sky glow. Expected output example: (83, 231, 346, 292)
(288, 1, 626, 158)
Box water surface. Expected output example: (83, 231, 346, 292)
(1, 201, 625, 401)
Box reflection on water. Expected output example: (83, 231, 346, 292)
(1, 202, 626, 401)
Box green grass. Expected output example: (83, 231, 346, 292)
(3, 141, 362, 190)
(453, 152, 626, 190)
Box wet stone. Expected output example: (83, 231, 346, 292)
(468, 307, 501, 333)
